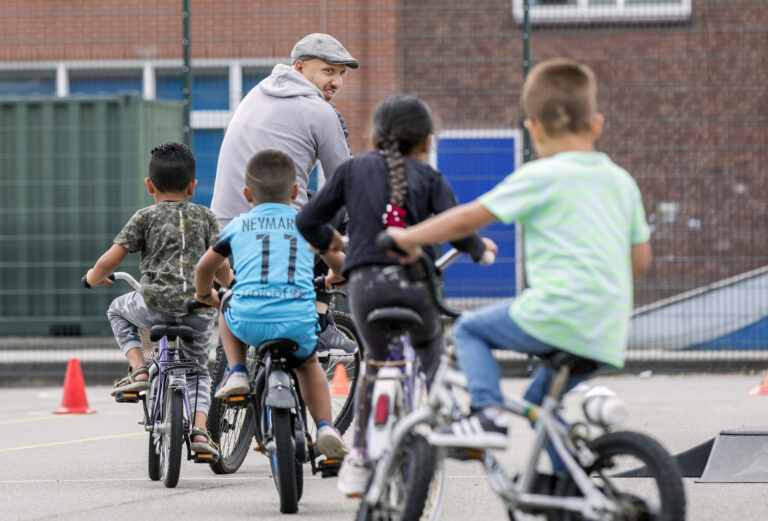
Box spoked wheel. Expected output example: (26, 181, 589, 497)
(269, 407, 300, 514)
(355, 433, 439, 521)
(312, 311, 361, 439)
(207, 344, 257, 474)
(158, 388, 184, 488)
(549, 431, 686, 521)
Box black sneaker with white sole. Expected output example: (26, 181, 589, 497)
(316, 323, 358, 357)
(429, 410, 510, 450)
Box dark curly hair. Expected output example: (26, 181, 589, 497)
(148, 142, 196, 192)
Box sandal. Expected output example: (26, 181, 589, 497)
(190, 427, 220, 457)
(110, 366, 150, 396)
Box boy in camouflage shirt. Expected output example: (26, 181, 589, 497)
(86, 142, 231, 456)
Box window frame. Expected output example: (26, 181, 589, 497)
(511, 0, 692, 24)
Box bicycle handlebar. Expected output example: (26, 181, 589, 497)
(375, 231, 496, 319)
(81, 272, 140, 290)
(182, 286, 229, 313)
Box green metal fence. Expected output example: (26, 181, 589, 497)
(0, 96, 184, 336)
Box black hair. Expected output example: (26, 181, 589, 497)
(245, 148, 296, 203)
(372, 95, 433, 208)
(148, 142, 196, 192)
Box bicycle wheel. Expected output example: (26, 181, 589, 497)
(549, 430, 686, 521)
(159, 388, 184, 488)
(323, 310, 362, 435)
(206, 344, 256, 474)
(355, 433, 439, 521)
(269, 406, 299, 514)
(147, 382, 161, 481)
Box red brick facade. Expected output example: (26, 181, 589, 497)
(1, 0, 765, 303)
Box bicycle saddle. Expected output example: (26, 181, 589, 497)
(149, 324, 195, 342)
(257, 338, 299, 358)
(366, 307, 423, 336)
(540, 351, 599, 375)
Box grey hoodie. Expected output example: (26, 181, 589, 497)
(210, 63, 351, 229)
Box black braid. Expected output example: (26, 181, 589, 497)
(382, 138, 407, 208)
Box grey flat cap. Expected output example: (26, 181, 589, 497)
(291, 33, 359, 69)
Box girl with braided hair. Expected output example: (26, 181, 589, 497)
(297, 95, 496, 496)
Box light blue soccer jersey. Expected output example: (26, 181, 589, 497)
(216, 203, 316, 322)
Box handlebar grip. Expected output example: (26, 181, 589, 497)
(81, 273, 115, 289)
(480, 250, 496, 266)
(375, 231, 408, 257)
(183, 298, 208, 313)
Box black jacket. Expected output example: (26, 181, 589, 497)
(297, 150, 485, 276)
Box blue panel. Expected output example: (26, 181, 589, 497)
(192, 129, 225, 208)
(0, 78, 55, 96)
(156, 74, 228, 110)
(686, 317, 768, 351)
(437, 137, 517, 299)
(70, 77, 141, 95)
(308, 163, 320, 192)
(243, 73, 268, 97)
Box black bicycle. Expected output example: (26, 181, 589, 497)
(204, 278, 362, 476)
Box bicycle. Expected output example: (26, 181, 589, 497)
(357, 233, 687, 521)
(204, 276, 362, 475)
(186, 289, 356, 514)
(353, 244, 496, 520)
(82, 272, 219, 489)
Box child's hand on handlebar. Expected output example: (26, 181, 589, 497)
(384, 227, 422, 264)
(85, 269, 114, 287)
(325, 268, 346, 289)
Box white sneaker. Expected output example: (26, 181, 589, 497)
(316, 423, 349, 459)
(337, 449, 371, 497)
(213, 365, 250, 399)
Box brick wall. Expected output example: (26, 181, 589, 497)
(1, 0, 766, 304)
(402, 0, 768, 303)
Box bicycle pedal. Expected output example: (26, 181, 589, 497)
(318, 457, 342, 478)
(445, 446, 484, 461)
(226, 395, 248, 406)
(114, 391, 140, 403)
(193, 452, 219, 464)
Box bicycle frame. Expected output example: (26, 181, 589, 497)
(363, 353, 617, 519)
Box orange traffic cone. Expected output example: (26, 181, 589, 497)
(330, 364, 350, 397)
(53, 358, 97, 414)
(748, 369, 768, 396)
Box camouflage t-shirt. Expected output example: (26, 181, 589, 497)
(114, 200, 219, 316)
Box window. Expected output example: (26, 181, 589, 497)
(156, 69, 229, 110)
(242, 69, 270, 96)
(0, 71, 55, 96)
(512, 0, 691, 23)
(69, 71, 142, 95)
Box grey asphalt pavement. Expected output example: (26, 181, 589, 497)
(2, 374, 768, 521)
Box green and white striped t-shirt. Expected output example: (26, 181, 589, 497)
(478, 151, 650, 368)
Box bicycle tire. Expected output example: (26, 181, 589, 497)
(269, 407, 299, 514)
(325, 310, 362, 434)
(160, 388, 184, 488)
(147, 383, 161, 481)
(355, 433, 438, 521)
(549, 430, 686, 521)
(206, 344, 256, 474)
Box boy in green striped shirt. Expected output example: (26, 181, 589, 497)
(386, 58, 652, 473)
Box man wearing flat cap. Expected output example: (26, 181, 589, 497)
(211, 33, 359, 354)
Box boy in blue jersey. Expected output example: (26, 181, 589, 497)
(193, 148, 348, 458)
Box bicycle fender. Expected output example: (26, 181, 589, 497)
(265, 370, 295, 408)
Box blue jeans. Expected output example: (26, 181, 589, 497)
(453, 300, 597, 475)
